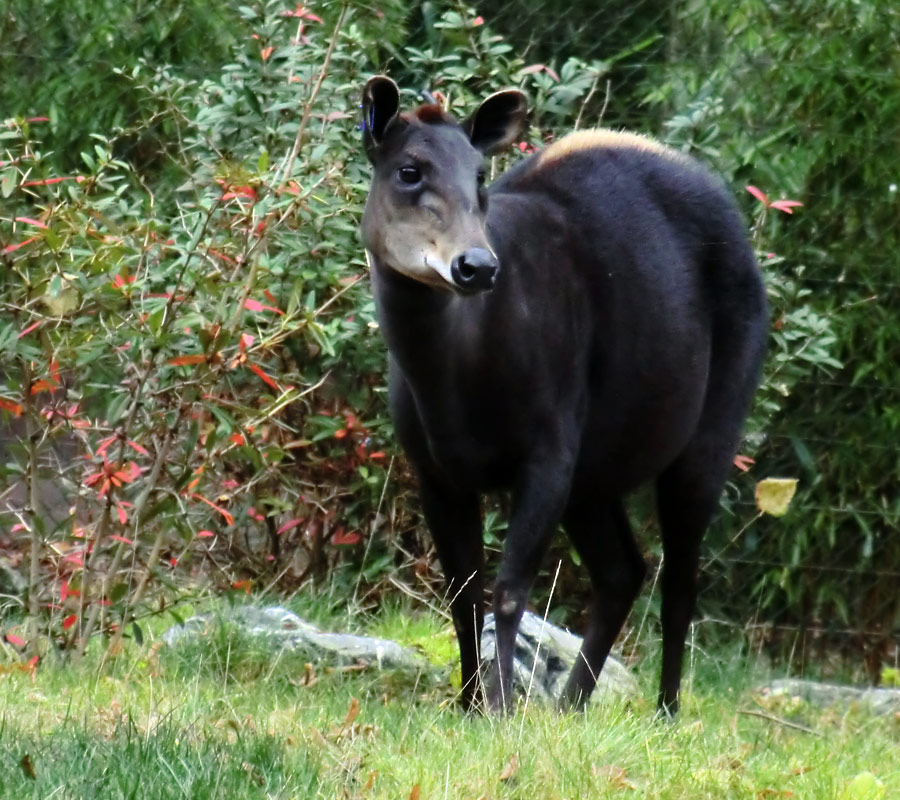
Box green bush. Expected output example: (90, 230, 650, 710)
(0, 0, 853, 671)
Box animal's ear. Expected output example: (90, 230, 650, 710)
(464, 90, 528, 155)
(362, 76, 401, 162)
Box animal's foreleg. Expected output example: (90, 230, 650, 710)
(418, 477, 485, 711)
(487, 449, 576, 713)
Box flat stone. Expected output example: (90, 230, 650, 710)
(162, 606, 423, 670)
(161, 606, 638, 705)
(759, 678, 900, 715)
(480, 610, 638, 704)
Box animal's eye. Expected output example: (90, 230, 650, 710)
(398, 165, 422, 185)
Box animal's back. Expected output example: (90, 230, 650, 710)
(481, 129, 768, 494)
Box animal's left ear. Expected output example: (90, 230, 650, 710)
(464, 90, 528, 155)
(362, 75, 401, 162)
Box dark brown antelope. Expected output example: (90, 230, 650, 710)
(359, 75, 768, 715)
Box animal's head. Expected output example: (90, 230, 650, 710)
(360, 76, 527, 293)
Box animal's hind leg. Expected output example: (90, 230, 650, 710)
(655, 449, 727, 717)
(657, 240, 768, 717)
(559, 496, 646, 711)
(655, 357, 762, 715)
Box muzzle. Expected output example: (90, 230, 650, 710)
(450, 248, 499, 293)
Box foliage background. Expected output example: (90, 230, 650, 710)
(0, 0, 897, 679)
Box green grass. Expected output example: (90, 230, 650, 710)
(1, 600, 897, 799)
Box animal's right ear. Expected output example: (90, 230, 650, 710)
(362, 76, 401, 162)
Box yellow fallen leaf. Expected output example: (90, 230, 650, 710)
(498, 753, 519, 782)
(840, 772, 885, 800)
(343, 697, 360, 726)
(755, 478, 798, 517)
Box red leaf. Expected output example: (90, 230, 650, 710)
(5, 633, 26, 647)
(62, 614, 78, 631)
(2, 237, 38, 254)
(745, 185, 769, 205)
(115, 505, 128, 524)
(17, 320, 43, 339)
(281, 5, 323, 21)
(15, 216, 49, 229)
(232, 579, 253, 594)
(127, 439, 150, 457)
(167, 354, 207, 366)
(733, 454, 756, 472)
(244, 298, 283, 315)
(472, 15, 484, 26)
(191, 493, 235, 526)
(109, 534, 134, 545)
(0, 398, 23, 416)
(277, 518, 304, 535)
(30, 379, 59, 395)
(332, 529, 361, 546)
(197, 530, 215, 538)
(20, 176, 84, 186)
(230, 433, 246, 446)
(770, 200, 803, 214)
(248, 363, 280, 391)
(260, 46, 275, 61)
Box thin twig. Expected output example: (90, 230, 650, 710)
(278, 2, 349, 186)
(737, 708, 821, 736)
(597, 80, 612, 128)
(573, 72, 602, 131)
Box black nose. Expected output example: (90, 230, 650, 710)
(450, 248, 499, 292)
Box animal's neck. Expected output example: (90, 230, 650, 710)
(372, 261, 484, 409)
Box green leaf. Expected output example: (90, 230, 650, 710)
(131, 622, 144, 647)
(1, 168, 16, 198)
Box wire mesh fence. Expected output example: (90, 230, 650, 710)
(1, 0, 898, 678)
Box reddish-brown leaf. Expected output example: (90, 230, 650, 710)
(332, 529, 361, 546)
(248, 363, 280, 391)
(167, 354, 207, 367)
(62, 614, 78, 631)
(0, 398, 23, 416)
(191, 493, 235, 526)
(5, 633, 26, 647)
(276, 518, 304, 535)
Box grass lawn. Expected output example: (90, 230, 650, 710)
(1, 598, 897, 799)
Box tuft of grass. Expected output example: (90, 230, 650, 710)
(1, 598, 897, 799)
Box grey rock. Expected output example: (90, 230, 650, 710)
(480, 610, 638, 704)
(760, 678, 900, 715)
(161, 605, 638, 705)
(162, 605, 423, 670)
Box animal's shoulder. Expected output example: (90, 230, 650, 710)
(532, 129, 691, 171)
